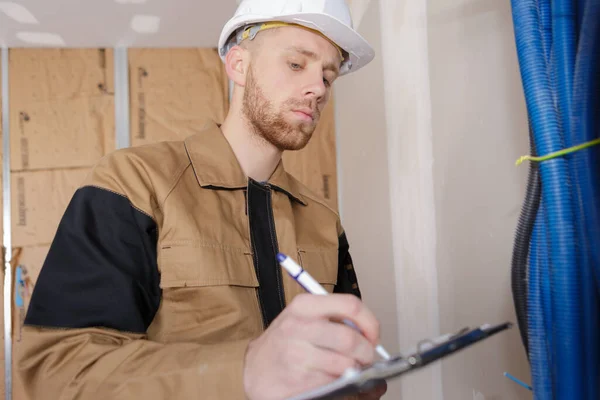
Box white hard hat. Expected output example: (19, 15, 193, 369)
(218, 0, 375, 76)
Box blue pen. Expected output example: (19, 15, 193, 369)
(277, 252, 391, 360)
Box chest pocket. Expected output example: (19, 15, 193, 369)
(297, 247, 339, 293)
(159, 242, 258, 287)
(152, 242, 263, 344)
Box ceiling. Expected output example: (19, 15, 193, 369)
(0, 0, 238, 47)
(0, 0, 370, 48)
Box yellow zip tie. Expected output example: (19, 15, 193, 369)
(516, 138, 600, 166)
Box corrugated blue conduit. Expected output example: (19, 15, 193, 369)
(510, 0, 600, 398)
(572, 0, 600, 396)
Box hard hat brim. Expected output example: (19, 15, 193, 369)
(218, 12, 375, 75)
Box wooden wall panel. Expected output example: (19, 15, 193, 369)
(9, 49, 115, 171)
(129, 48, 229, 147)
(9, 49, 114, 102)
(7, 49, 116, 400)
(10, 96, 114, 171)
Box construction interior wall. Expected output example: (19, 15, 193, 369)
(0, 47, 338, 400)
(0, 4, 535, 399)
(339, 0, 534, 399)
(334, 2, 402, 399)
(428, 0, 532, 398)
(4, 48, 117, 400)
(340, 0, 532, 399)
(128, 48, 229, 146)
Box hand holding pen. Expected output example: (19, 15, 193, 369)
(277, 253, 392, 361)
(242, 253, 389, 400)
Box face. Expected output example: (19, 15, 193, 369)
(241, 26, 342, 151)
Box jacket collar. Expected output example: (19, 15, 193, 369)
(184, 121, 307, 206)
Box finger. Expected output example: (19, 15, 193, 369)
(288, 294, 381, 343)
(299, 319, 375, 365)
(302, 344, 359, 377)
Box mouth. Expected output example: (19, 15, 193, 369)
(292, 109, 315, 121)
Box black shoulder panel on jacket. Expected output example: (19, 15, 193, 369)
(334, 232, 362, 299)
(24, 186, 161, 334)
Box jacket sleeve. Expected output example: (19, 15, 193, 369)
(334, 231, 362, 299)
(18, 184, 250, 400)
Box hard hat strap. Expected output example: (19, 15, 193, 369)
(234, 21, 345, 60)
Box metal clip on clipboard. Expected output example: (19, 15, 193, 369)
(286, 322, 512, 400)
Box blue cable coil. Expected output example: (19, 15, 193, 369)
(572, 0, 600, 396)
(510, 0, 599, 398)
(528, 207, 552, 399)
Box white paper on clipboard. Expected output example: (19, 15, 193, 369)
(285, 322, 512, 400)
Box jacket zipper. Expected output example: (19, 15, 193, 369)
(246, 187, 269, 328)
(246, 181, 286, 328)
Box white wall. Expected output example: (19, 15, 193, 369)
(337, 0, 533, 399)
(334, 2, 401, 399)
(378, 0, 444, 398)
(428, 0, 531, 398)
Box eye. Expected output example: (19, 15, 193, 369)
(290, 62, 302, 70)
(323, 77, 331, 87)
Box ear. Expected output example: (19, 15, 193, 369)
(225, 45, 248, 87)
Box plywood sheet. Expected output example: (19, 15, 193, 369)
(129, 48, 229, 146)
(9, 49, 114, 103)
(11, 168, 90, 248)
(2, 49, 117, 400)
(283, 98, 338, 210)
(10, 95, 115, 171)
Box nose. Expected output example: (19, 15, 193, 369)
(302, 70, 327, 102)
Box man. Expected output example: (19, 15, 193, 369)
(18, 0, 387, 399)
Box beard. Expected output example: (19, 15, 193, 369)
(242, 66, 320, 151)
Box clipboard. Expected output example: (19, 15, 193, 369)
(286, 322, 512, 400)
